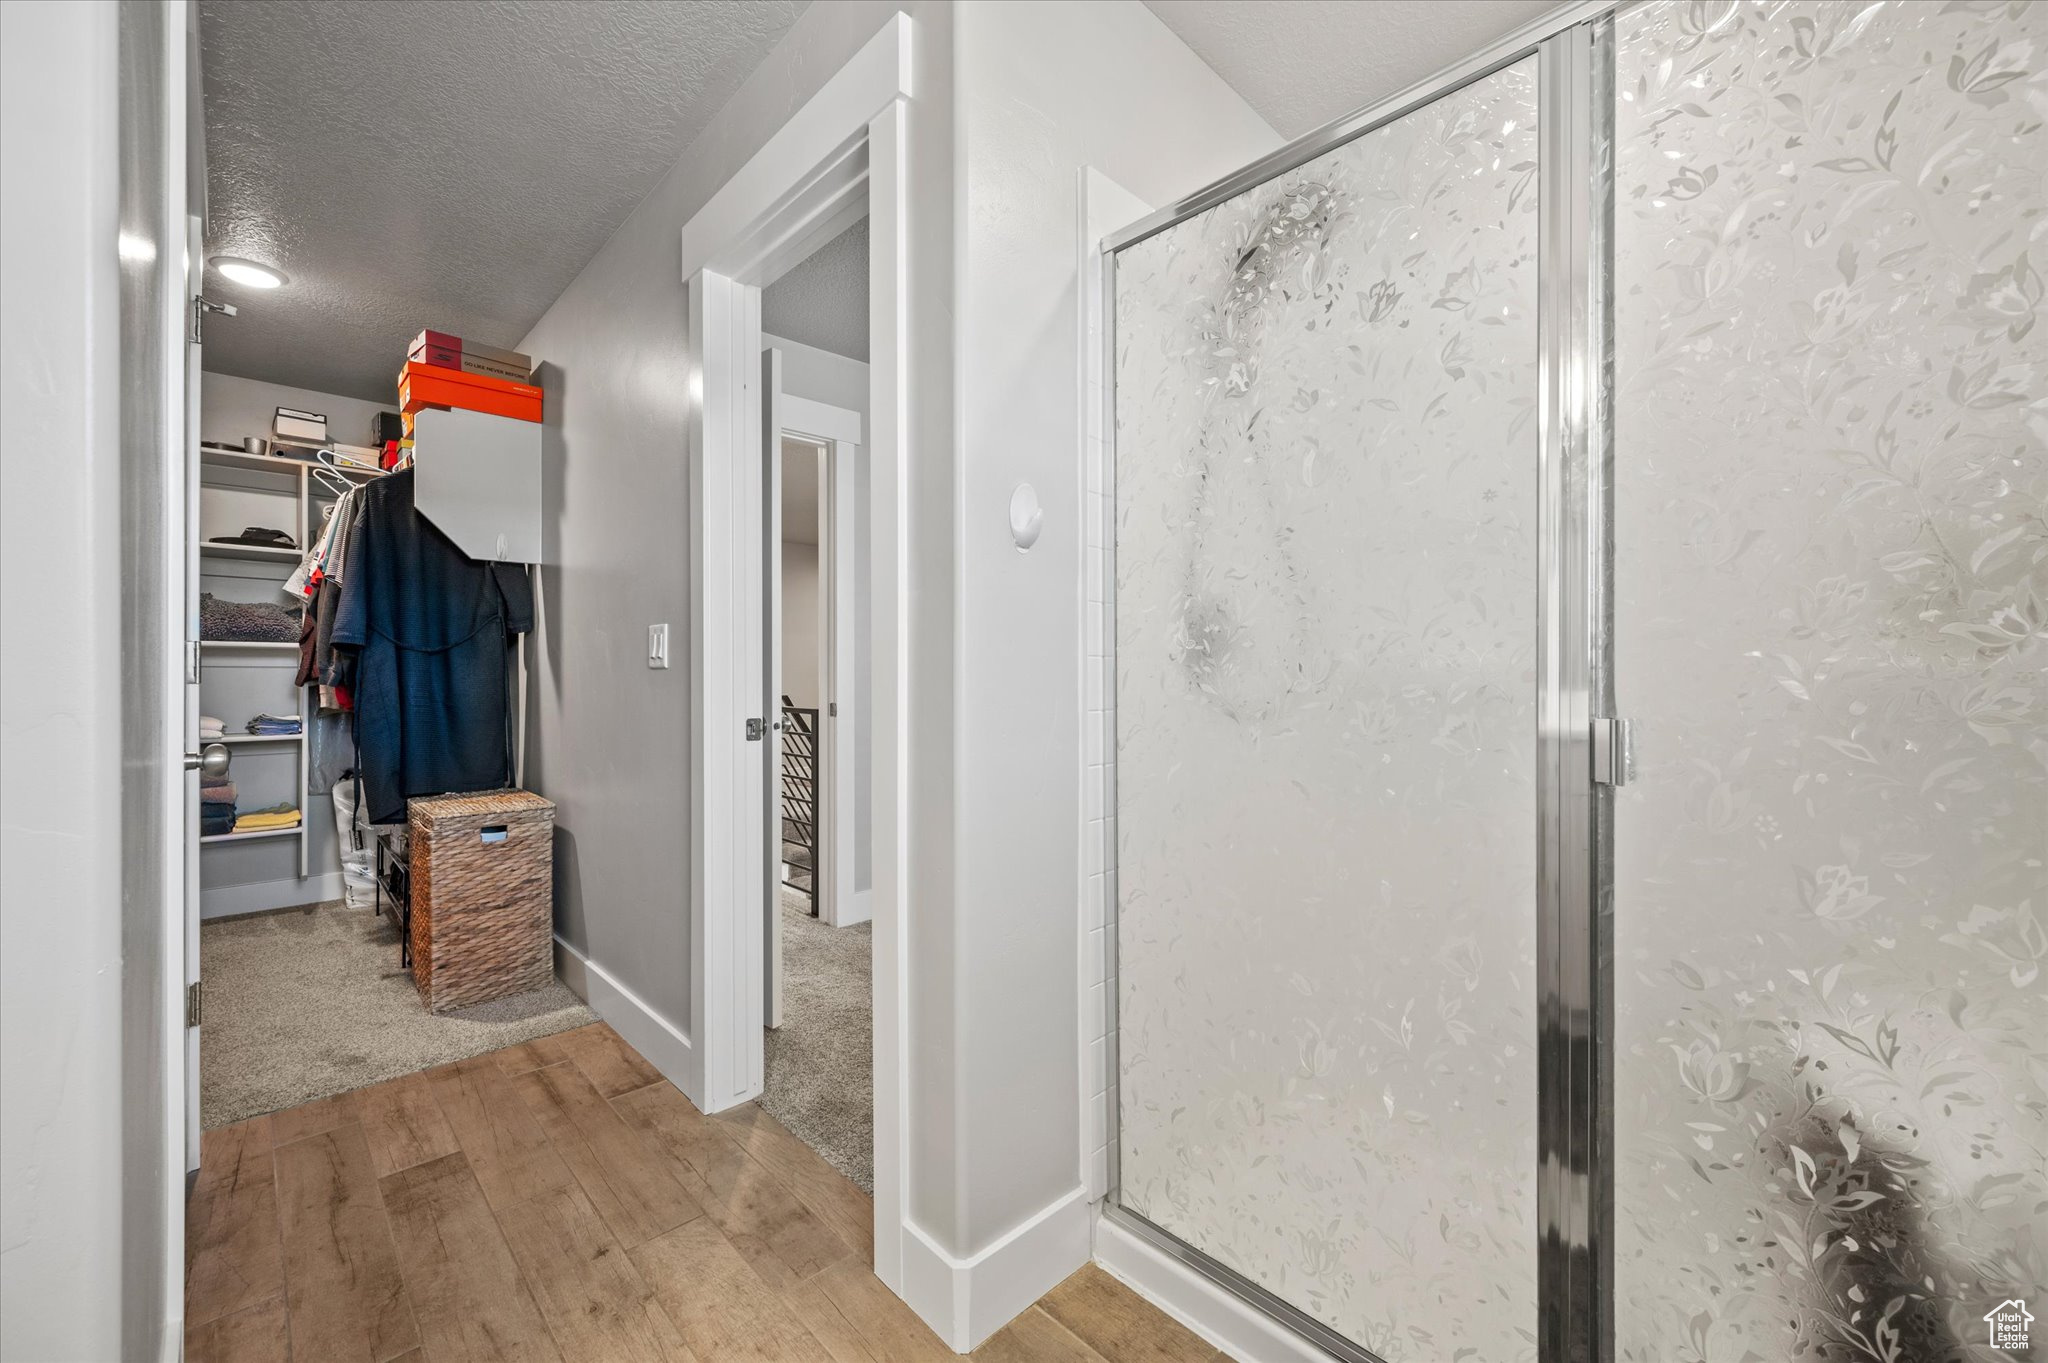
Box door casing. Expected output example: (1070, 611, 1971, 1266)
(680, 13, 914, 1299)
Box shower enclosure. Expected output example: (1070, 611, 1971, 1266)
(1103, 3, 2046, 1361)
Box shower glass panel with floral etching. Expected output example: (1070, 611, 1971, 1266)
(1113, 56, 1542, 1360)
(1613, 3, 2048, 1360)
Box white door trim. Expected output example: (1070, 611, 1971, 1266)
(783, 393, 863, 446)
(764, 349, 786, 1033)
(681, 11, 913, 1297)
(819, 434, 862, 929)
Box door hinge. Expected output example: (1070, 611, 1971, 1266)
(186, 981, 202, 1028)
(1592, 716, 1636, 787)
(192, 296, 235, 344)
(185, 639, 200, 684)
(828, 702, 837, 717)
(745, 717, 767, 741)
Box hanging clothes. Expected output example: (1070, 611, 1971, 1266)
(330, 468, 531, 824)
(315, 486, 367, 702)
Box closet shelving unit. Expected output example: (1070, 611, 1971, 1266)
(197, 444, 380, 885)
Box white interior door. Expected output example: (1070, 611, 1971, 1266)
(762, 347, 784, 1031)
(183, 213, 204, 1176)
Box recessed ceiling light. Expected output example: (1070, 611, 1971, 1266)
(210, 256, 286, 289)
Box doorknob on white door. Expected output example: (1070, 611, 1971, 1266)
(184, 743, 230, 779)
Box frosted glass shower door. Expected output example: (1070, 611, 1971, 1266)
(1112, 57, 1542, 1359)
(1613, 3, 2048, 1360)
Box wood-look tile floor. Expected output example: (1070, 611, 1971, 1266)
(186, 1021, 1234, 1363)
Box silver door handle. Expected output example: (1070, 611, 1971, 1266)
(184, 744, 230, 779)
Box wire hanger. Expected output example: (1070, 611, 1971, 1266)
(311, 445, 373, 497)
(309, 461, 352, 498)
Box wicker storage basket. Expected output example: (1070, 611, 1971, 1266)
(408, 789, 555, 1013)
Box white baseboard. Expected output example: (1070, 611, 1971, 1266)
(1092, 1209, 1334, 1363)
(200, 871, 343, 920)
(552, 934, 696, 1106)
(900, 1185, 1091, 1352)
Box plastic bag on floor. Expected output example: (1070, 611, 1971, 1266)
(332, 776, 376, 909)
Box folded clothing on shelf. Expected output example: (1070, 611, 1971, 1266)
(233, 803, 300, 833)
(246, 712, 303, 736)
(208, 526, 297, 550)
(199, 715, 226, 739)
(200, 776, 236, 806)
(200, 593, 302, 643)
(201, 809, 236, 837)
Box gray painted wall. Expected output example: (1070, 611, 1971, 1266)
(1, 5, 141, 1360)
(199, 370, 396, 452)
(511, 0, 1269, 1284)
(780, 536, 821, 710)
(512, 2, 954, 1091)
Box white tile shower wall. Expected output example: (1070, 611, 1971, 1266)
(1079, 168, 1151, 1201)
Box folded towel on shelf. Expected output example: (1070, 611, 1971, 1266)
(199, 715, 226, 737)
(233, 803, 301, 833)
(246, 712, 303, 735)
(201, 814, 237, 838)
(200, 782, 237, 806)
(200, 593, 302, 643)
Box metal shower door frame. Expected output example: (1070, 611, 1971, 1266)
(1099, 5, 1621, 1362)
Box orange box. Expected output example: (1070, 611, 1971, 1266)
(396, 361, 541, 424)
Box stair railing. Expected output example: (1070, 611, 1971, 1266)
(779, 697, 820, 916)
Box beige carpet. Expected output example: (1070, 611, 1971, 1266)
(201, 900, 593, 1128)
(762, 886, 873, 1192)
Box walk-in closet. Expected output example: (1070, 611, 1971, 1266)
(191, 362, 590, 1126)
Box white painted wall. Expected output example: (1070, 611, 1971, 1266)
(199, 369, 395, 451)
(780, 536, 821, 710)
(948, 0, 1278, 1268)
(0, 5, 128, 1360)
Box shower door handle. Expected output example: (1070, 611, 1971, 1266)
(1591, 717, 1635, 787)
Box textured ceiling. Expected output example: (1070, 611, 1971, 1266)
(762, 216, 869, 362)
(197, 0, 807, 401)
(1143, 0, 1566, 137)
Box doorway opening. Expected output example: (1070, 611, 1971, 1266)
(759, 216, 875, 1193)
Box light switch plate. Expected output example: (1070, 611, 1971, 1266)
(648, 623, 669, 669)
